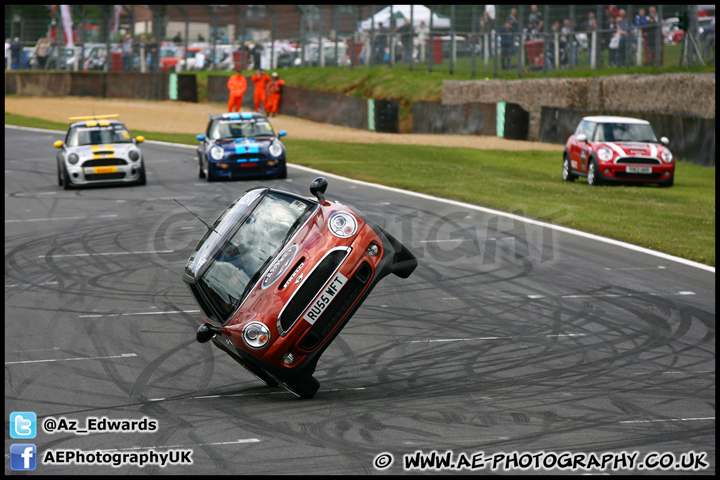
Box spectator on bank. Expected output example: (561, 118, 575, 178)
(34, 37, 51, 70)
(375, 22, 388, 64)
(500, 22, 514, 69)
(648, 6, 659, 23)
(11, 37, 21, 69)
(251, 42, 263, 69)
(613, 16, 628, 66)
(147, 36, 159, 72)
(5, 38, 10, 69)
(265, 71, 284, 117)
(634, 8, 648, 28)
(173, 32, 182, 44)
(415, 20, 429, 62)
(122, 34, 133, 71)
(227, 67, 247, 112)
(396, 18, 413, 62)
(506, 8, 518, 32)
(528, 5, 542, 29)
(645, 14, 661, 65)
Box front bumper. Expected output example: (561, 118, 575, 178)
(66, 160, 143, 186)
(597, 161, 674, 183)
(210, 158, 285, 178)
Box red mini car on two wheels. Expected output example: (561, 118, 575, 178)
(563, 115, 675, 187)
(184, 178, 417, 398)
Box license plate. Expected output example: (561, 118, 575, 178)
(303, 272, 348, 325)
(84, 166, 118, 174)
(626, 166, 652, 174)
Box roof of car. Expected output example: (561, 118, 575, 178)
(582, 116, 650, 125)
(211, 112, 268, 121)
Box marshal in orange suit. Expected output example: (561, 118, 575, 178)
(251, 69, 271, 113)
(265, 72, 285, 117)
(227, 69, 247, 112)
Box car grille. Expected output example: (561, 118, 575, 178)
(85, 172, 127, 181)
(615, 157, 661, 165)
(228, 153, 270, 162)
(615, 172, 663, 180)
(230, 166, 270, 175)
(278, 249, 349, 334)
(298, 262, 372, 351)
(83, 158, 129, 167)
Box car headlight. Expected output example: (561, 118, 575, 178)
(210, 145, 225, 160)
(661, 150, 673, 163)
(242, 322, 270, 350)
(269, 141, 283, 158)
(67, 153, 79, 165)
(128, 149, 140, 161)
(328, 212, 358, 238)
(597, 147, 613, 162)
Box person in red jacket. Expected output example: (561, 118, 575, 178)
(251, 68, 271, 113)
(265, 72, 285, 117)
(227, 68, 247, 112)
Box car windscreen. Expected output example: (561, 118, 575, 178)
(594, 123, 659, 143)
(196, 192, 314, 322)
(67, 123, 135, 146)
(209, 118, 276, 140)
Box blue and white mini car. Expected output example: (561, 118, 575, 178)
(54, 114, 146, 189)
(196, 112, 288, 181)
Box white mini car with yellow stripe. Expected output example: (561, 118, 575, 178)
(54, 115, 146, 189)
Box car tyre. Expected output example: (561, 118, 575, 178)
(587, 160, 602, 186)
(562, 154, 576, 182)
(136, 162, 147, 186)
(240, 363, 279, 388)
(198, 159, 206, 179)
(62, 164, 73, 190)
(658, 174, 674, 188)
(57, 162, 63, 186)
(206, 166, 215, 182)
(281, 375, 320, 399)
(277, 165, 287, 179)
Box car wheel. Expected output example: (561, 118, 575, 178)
(587, 160, 602, 186)
(277, 165, 287, 179)
(281, 375, 320, 399)
(658, 174, 674, 188)
(62, 164, 73, 190)
(57, 162, 63, 186)
(198, 159, 206, 179)
(562, 154, 576, 182)
(206, 167, 215, 182)
(136, 163, 147, 186)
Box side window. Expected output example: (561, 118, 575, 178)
(585, 122, 596, 140)
(574, 121, 586, 137)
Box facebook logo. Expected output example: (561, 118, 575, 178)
(10, 411, 37, 439)
(10, 444, 37, 471)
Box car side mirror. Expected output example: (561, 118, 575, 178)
(310, 177, 328, 202)
(196, 134, 206, 141)
(576, 134, 587, 143)
(660, 136, 669, 145)
(135, 135, 145, 143)
(196, 323, 222, 343)
(278, 130, 287, 137)
(53, 140, 64, 148)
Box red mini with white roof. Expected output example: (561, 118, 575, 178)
(562, 116, 675, 187)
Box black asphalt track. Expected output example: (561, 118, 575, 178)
(5, 127, 715, 474)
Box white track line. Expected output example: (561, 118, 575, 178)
(7, 125, 714, 273)
(5, 353, 137, 365)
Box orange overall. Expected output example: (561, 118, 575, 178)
(266, 78, 285, 114)
(227, 74, 247, 112)
(251, 72, 271, 112)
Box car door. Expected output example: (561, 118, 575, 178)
(568, 121, 587, 172)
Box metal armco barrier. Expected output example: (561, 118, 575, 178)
(5, 72, 169, 101)
(413, 101, 496, 136)
(105, 73, 168, 100)
(540, 107, 715, 167)
(281, 85, 369, 130)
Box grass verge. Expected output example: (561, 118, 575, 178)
(6, 111, 715, 267)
